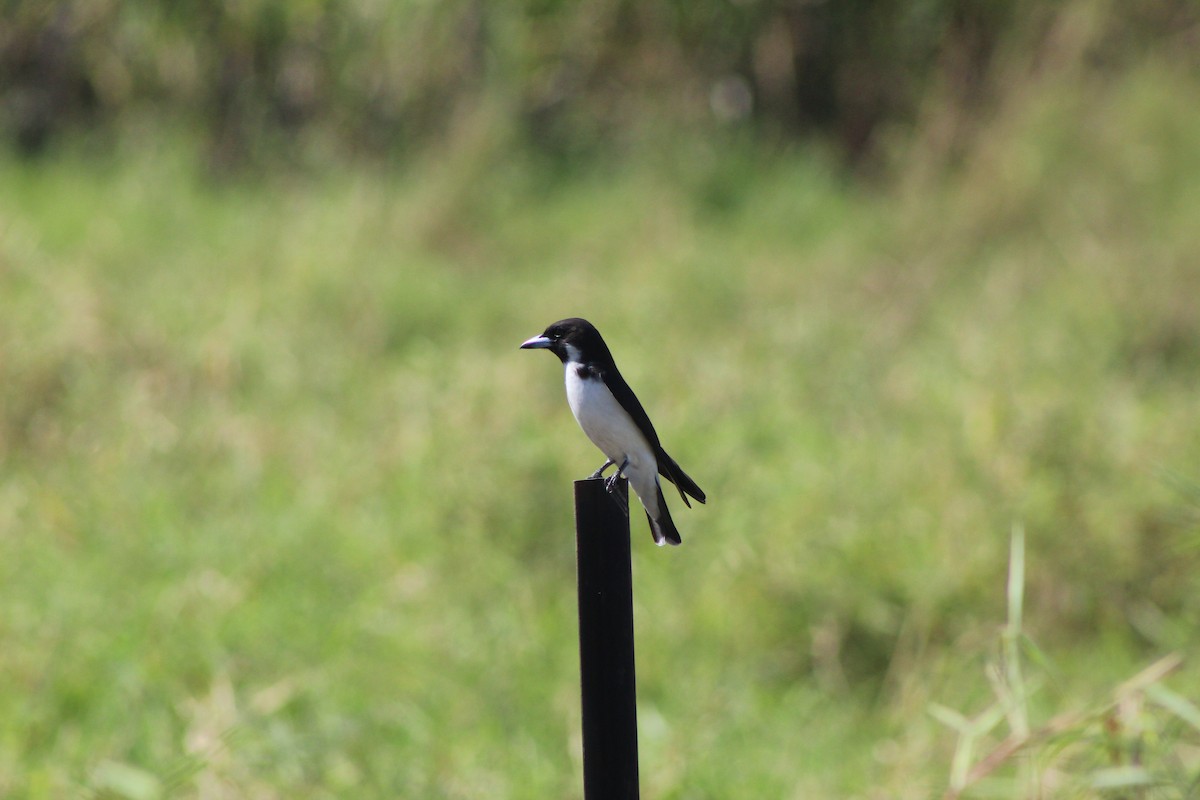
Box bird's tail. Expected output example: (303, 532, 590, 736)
(657, 448, 706, 507)
(647, 483, 683, 546)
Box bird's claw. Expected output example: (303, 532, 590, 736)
(589, 458, 614, 480)
(603, 457, 630, 516)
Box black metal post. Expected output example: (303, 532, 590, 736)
(574, 477, 640, 800)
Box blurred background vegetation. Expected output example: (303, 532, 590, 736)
(3, 0, 1191, 168)
(2, 0, 1200, 797)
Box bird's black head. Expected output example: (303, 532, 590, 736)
(520, 317, 611, 364)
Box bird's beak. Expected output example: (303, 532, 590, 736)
(520, 334, 553, 350)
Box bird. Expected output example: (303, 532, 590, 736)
(520, 317, 706, 546)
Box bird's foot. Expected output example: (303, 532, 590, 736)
(603, 457, 628, 494)
(588, 459, 615, 480)
(603, 458, 630, 515)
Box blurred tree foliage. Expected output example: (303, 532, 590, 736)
(0, 0, 1195, 166)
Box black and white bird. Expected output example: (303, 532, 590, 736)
(520, 318, 706, 546)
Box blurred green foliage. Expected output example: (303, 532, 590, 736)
(2, 0, 1194, 167)
(2, 1, 1200, 797)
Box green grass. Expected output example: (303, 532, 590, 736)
(2, 60, 1200, 798)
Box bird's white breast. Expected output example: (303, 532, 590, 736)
(564, 365, 652, 470)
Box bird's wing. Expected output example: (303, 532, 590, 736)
(657, 448, 706, 506)
(601, 364, 705, 507)
(597, 363, 663, 451)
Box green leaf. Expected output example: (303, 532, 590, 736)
(1089, 766, 1155, 790)
(1146, 683, 1200, 732)
(929, 703, 970, 732)
(91, 761, 162, 800)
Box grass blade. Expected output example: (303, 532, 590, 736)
(1145, 683, 1200, 732)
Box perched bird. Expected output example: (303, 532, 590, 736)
(520, 318, 706, 546)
